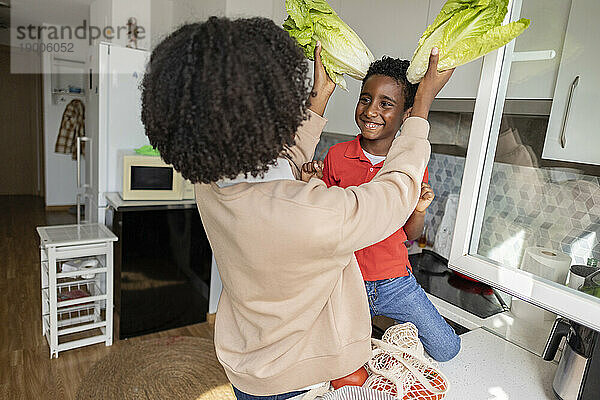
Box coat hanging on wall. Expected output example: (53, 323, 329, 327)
(54, 99, 85, 159)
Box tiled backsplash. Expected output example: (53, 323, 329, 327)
(314, 134, 600, 268)
(423, 153, 464, 245)
(478, 162, 600, 268)
(422, 152, 600, 268)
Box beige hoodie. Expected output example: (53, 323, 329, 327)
(195, 110, 430, 395)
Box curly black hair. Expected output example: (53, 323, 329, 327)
(362, 56, 418, 111)
(141, 17, 311, 183)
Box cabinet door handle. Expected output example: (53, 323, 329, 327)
(80, 137, 90, 189)
(76, 137, 91, 225)
(560, 75, 580, 148)
(76, 137, 82, 188)
(76, 137, 91, 189)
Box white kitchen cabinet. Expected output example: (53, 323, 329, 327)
(427, 0, 483, 99)
(505, 0, 571, 99)
(542, 0, 600, 165)
(429, 0, 571, 100)
(449, 0, 600, 333)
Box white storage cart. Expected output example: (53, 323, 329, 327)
(37, 224, 117, 358)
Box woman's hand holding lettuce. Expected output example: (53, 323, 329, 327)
(412, 47, 455, 120)
(309, 41, 336, 116)
(407, 0, 530, 84)
(283, 0, 374, 90)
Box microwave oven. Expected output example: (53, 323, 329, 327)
(121, 154, 195, 201)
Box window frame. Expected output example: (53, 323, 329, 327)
(448, 0, 600, 332)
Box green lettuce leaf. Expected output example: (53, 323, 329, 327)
(283, 0, 374, 90)
(407, 0, 530, 84)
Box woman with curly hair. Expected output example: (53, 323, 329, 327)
(142, 16, 452, 400)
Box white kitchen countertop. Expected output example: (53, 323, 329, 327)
(286, 328, 558, 400)
(440, 328, 557, 400)
(105, 192, 197, 211)
(427, 292, 556, 356)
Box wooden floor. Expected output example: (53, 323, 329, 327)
(0, 196, 215, 400)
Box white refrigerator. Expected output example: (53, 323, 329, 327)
(85, 43, 151, 223)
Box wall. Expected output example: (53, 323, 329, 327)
(151, 0, 244, 48)
(226, 0, 274, 18)
(92, 0, 229, 50)
(90, 0, 112, 46)
(111, 0, 152, 50)
(150, 0, 174, 47)
(11, 0, 91, 32)
(90, 0, 152, 49)
(171, 0, 224, 28)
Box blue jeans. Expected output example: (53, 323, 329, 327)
(365, 271, 461, 362)
(233, 387, 307, 400)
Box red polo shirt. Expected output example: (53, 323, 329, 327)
(322, 135, 428, 281)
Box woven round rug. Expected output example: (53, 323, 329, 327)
(76, 336, 235, 400)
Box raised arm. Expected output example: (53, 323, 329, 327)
(282, 42, 335, 179)
(307, 41, 336, 117)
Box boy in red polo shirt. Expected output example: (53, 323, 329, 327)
(302, 57, 460, 362)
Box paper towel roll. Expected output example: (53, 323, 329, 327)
(511, 248, 570, 322)
(520, 247, 572, 284)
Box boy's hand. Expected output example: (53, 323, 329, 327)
(415, 182, 435, 213)
(412, 47, 455, 119)
(301, 160, 324, 182)
(308, 41, 335, 116)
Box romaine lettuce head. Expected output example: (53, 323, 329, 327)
(407, 0, 530, 84)
(283, 0, 374, 90)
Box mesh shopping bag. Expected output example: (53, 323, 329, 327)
(364, 323, 449, 400)
(300, 323, 449, 400)
(301, 385, 397, 400)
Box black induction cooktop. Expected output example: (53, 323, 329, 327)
(408, 250, 507, 319)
